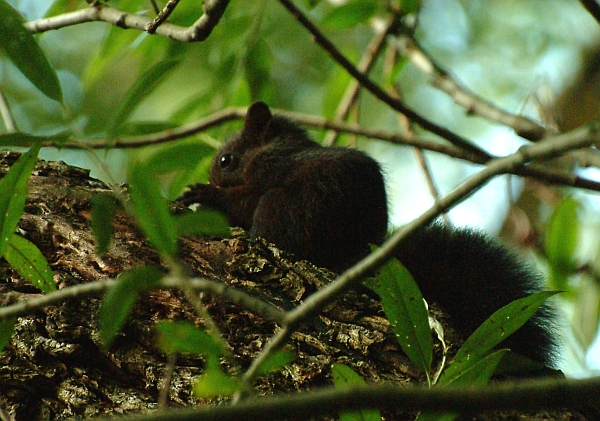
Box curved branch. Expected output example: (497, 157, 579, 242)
(46, 107, 600, 193)
(25, 0, 230, 42)
(276, 0, 490, 162)
(0, 276, 286, 325)
(396, 37, 549, 140)
(323, 15, 402, 145)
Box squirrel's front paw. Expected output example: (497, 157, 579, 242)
(176, 183, 220, 206)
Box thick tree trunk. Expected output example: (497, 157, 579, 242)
(0, 151, 572, 421)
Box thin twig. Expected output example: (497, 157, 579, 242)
(395, 37, 549, 140)
(323, 16, 401, 145)
(241, 121, 600, 384)
(32, 107, 600, 193)
(0, 276, 286, 325)
(13, 105, 599, 193)
(158, 353, 177, 408)
(149, 0, 160, 14)
(146, 0, 181, 34)
(25, 0, 230, 42)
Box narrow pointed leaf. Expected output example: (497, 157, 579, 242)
(545, 197, 579, 289)
(254, 348, 296, 377)
(418, 350, 507, 421)
(156, 321, 229, 357)
(99, 266, 163, 348)
(0, 0, 63, 102)
(127, 161, 178, 260)
(0, 145, 41, 257)
(176, 209, 230, 238)
(367, 255, 432, 375)
(144, 140, 215, 176)
(193, 366, 242, 399)
(108, 59, 180, 137)
(5, 234, 55, 293)
(439, 291, 559, 384)
(332, 364, 381, 421)
(322, 0, 379, 29)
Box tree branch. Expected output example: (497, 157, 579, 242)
(25, 0, 230, 42)
(396, 37, 549, 140)
(84, 376, 600, 421)
(0, 276, 286, 325)
(323, 15, 401, 145)
(44, 107, 600, 193)
(276, 0, 490, 161)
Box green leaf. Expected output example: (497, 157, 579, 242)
(366, 255, 432, 376)
(322, 0, 379, 30)
(144, 139, 216, 176)
(545, 196, 579, 289)
(108, 59, 181, 138)
(244, 38, 273, 100)
(0, 0, 63, 102)
(301, 0, 320, 9)
(193, 366, 242, 399)
(5, 234, 55, 293)
(254, 348, 296, 377)
(99, 266, 163, 348)
(332, 364, 381, 421)
(127, 160, 178, 260)
(0, 318, 16, 353)
(176, 209, 230, 238)
(402, 0, 422, 14)
(418, 350, 507, 421)
(0, 145, 41, 257)
(0, 132, 70, 147)
(439, 291, 560, 384)
(91, 194, 118, 256)
(156, 321, 229, 358)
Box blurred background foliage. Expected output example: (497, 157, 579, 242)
(2, 0, 600, 377)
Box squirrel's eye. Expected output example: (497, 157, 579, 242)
(220, 154, 234, 168)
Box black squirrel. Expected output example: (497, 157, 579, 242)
(177, 101, 558, 368)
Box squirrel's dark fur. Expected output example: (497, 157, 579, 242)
(178, 101, 559, 368)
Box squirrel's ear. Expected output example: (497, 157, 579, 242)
(243, 102, 272, 141)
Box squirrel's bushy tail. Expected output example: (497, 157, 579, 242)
(395, 222, 559, 368)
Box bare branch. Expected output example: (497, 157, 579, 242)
(24, 0, 230, 42)
(0, 276, 286, 325)
(396, 37, 549, 140)
(276, 0, 490, 161)
(41, 107, 600, 193)
(323, 16, 401, 145)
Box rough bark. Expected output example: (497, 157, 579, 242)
(0, 151, 572, 421)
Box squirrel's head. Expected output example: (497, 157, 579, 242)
(209, 102, 314, 187)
